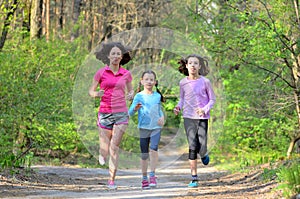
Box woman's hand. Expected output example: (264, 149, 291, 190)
(96, 89, 104, 98)
(126, 90, 134, 100)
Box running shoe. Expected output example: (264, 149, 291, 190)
(149, 176, 157, 187)
(99, 155, 106, 165)
(188, 180, 199, 188)
(141, 179, 150, 189)
(201, 155, 210, 165)
(107, 180, 117, 190)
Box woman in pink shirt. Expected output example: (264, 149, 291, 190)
(89, 42, 134, 189)
(173, 54, 216, 188)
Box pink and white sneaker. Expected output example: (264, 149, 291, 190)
(149, 176, 157, 187)
(98, 155, 106, 165)
(107, 180, 117, 190)
(142, 179, 150, 189)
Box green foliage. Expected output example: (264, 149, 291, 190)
(277, 160, 300, 198)
(0, 38, 88, 168)
(1, 0, 299, 175)
(189, 0, 297, 160)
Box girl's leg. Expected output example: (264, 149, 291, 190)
(141, 159, 148, 177)
(184, 118, 200, 187)
(197, 120, 208, 158)
(140, 129, 150, 178)
(149, 129, 161, 174)
(189, 159, 197, 176)
(149, 129, 161, 187)
(149, 150, 158, 173)
(108, 124, 127, 181)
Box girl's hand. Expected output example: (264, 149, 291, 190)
(127, 90, 134, 100)
(196, 107, 205, 116)
(173, 107, 180, 115)
(158, 116, 164, 126)
(134, 102, 142, 111)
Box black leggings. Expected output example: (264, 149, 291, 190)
(183, 118, 208, 160)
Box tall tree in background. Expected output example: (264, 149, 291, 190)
(0, 0, 18, 50)
(30, 0, 42, 39)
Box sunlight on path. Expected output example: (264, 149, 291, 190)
(8, 158, 223, 199)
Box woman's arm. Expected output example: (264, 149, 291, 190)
(89, 79, 104, 98)
(126, 81, 134, 100)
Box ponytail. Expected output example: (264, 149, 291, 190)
(155, 80, 165, 103)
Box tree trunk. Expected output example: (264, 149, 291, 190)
(0, 0, 18, 50)
(30, 0, 43, 40)
(287, 135, 300, 158)
(289, 37, 300, 158)
(87, 0, 93, 51)
(45, 0, 50, 41)
(70, 0, 82, 41)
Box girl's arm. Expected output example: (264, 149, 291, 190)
(128, 95, 140, 116)
(202, 79, 216, 114)
(158, 104, 165, 126)
(174, 83, 184, 115)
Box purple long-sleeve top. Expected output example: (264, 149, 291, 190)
(176, 76, 216, 119)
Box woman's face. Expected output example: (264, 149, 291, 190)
(108, 46, 122, 65)
(186, 57, 200, 75)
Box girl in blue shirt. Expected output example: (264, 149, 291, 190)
(128, 70, 165, 189)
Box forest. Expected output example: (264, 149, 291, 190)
(1, 0, 300, 198)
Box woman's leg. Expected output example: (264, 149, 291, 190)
(108, 124, 127, 181)
(98, 127, 112, 163)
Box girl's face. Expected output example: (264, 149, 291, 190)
(141, 73, 156, 90)
(108, 46, 122, 65)
(186, 57, 200, 76)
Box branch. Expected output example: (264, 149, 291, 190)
(241, 58, 295, 89)
(257, 0, 296, 56)
(13, 138, 33, 167)
(293, 0, 300, 25)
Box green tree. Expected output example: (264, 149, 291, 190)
(191, 0, 300, 157)
(0, 38, 88, 168)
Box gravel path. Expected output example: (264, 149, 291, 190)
(0, 154, 282, 199)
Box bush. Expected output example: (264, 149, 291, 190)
(277, 160, 300, 198)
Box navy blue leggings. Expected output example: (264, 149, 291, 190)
(139, 128, 161, 160)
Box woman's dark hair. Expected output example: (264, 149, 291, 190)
(178, 54, 209, 76)
(94, 42, 132, 66)
(136, 70, 165, 103)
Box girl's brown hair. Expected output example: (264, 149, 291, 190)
(136, 70, 165, 103)
(178, 54, 209, 76)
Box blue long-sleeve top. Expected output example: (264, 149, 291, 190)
(128, 91, 164, 130)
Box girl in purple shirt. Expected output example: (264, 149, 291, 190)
(89, 42, 134, 189)
(173, 54, 216, 188)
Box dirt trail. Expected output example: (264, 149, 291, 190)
(0, 154, 281, 199)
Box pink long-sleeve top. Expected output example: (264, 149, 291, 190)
(176, 76, 216, 119)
